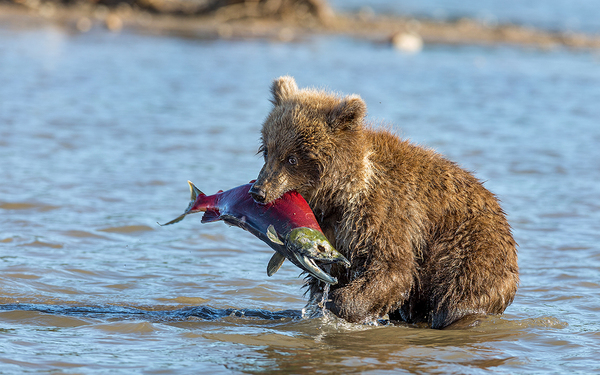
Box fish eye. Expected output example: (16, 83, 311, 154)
(288, 155, 298, 165)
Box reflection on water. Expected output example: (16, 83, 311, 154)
(0, 303, 302, 321)
(1, 18, 600, 373)
(0, 307, 588, 374)
(0, 302, 572, 373)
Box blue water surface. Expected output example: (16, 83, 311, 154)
(330, 0, 600, 33)
(1, 16, 600, 374)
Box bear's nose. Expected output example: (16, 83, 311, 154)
(249, 185, 267, 203)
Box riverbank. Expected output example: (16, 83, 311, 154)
(1, 0, 599, 49)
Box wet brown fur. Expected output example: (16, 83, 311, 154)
(251, 76, 519, 329)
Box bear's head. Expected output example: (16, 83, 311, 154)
(250, 76, 367, 204)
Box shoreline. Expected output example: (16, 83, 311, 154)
(1, 2, 600, 50)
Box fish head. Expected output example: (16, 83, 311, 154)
(286, 227, 351, 284)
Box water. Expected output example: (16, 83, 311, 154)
(2, 13, 600, 374)
(331, 0, 600, 34)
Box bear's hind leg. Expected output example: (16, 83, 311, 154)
(427, 219, 518, 329)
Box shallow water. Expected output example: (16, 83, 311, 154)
(1, 19, 600, 374)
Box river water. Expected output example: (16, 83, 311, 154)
(1, 9, 600, 374)
(331, 0, 600, 34)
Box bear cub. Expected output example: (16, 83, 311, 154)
(250, 76, 518, 329)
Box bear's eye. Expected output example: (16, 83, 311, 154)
(288, 155, 298, 166)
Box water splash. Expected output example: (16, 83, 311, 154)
(301, 283, 331, 319)
(319, 283, 330, 313)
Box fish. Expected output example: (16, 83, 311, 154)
(161, 181, 350, 284)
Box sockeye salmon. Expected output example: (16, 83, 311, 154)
(161, 181, 350, 284)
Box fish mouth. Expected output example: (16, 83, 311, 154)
(292, 253, 342, 285)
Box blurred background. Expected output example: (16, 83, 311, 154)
(1, 0, 600, 373)
(334, 0, 600, 33)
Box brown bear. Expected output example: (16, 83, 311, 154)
(249, 76, 518, 329)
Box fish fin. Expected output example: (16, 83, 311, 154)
(201, 209, 221, 223)
(266, 225, 284, 245)
(267, 252, 286, 277)
(158, 214, 187, 226)
(188, 181, 205, 201)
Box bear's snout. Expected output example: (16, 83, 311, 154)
(249, 184, 267, 203)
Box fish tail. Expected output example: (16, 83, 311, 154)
(159, 180, 207, 226)
(188, 180, 205, 201)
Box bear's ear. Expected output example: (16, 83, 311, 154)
(326, 95, 366, 131)
(270, 76, 298, 105)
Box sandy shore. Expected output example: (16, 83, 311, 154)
(1, 1, 599, 50)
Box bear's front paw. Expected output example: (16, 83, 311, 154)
(325, 288, 372, 323)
